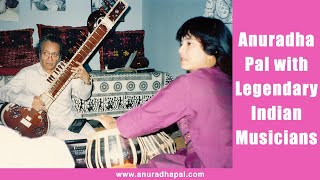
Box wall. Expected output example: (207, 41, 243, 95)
(0, 0, 207, 77)
(142, 0, 206, 78)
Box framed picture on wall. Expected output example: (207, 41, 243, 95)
(91, 0, 102, 12)
(91, 0, 125, 22)
(31, 0, 66, 11)
(203, 0, 232, 24)
(0, 0, 20, 21)
(91, 0, 119, 12)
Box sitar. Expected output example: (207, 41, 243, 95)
(0, 0, 129, 138)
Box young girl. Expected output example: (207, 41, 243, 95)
(96, 16, 232, 168)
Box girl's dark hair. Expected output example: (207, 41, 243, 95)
(176, 16, 232, 79)
(37, 35, 63, 60)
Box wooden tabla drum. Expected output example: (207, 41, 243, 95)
(85, 129, 176, 168)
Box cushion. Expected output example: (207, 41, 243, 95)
(37, 24, 89, 61)
(0, 28, 34, 48)
(99, 30, 145, 70)
(0, 48, 39, 75)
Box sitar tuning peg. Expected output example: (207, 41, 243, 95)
(57, 65, 63, 72)
(47, 75, 55, 83)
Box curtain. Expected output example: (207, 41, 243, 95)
(203, 0, 232, 24)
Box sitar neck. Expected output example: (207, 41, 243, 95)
(40, 0, 129, 109)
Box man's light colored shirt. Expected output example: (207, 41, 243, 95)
(0, 63, 93, 131)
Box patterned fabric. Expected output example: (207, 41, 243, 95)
(0, 28, 34, 48)
(0, 48, 38, 75)
(37, 24, 88, 61)
(0, 71, 174, 118)
(72, 71, 173, 118)
(99, 30, 145, 70)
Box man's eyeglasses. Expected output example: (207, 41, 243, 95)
(41, 51, 60, 59)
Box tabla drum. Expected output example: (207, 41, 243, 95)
(85, 129, 176, 168)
